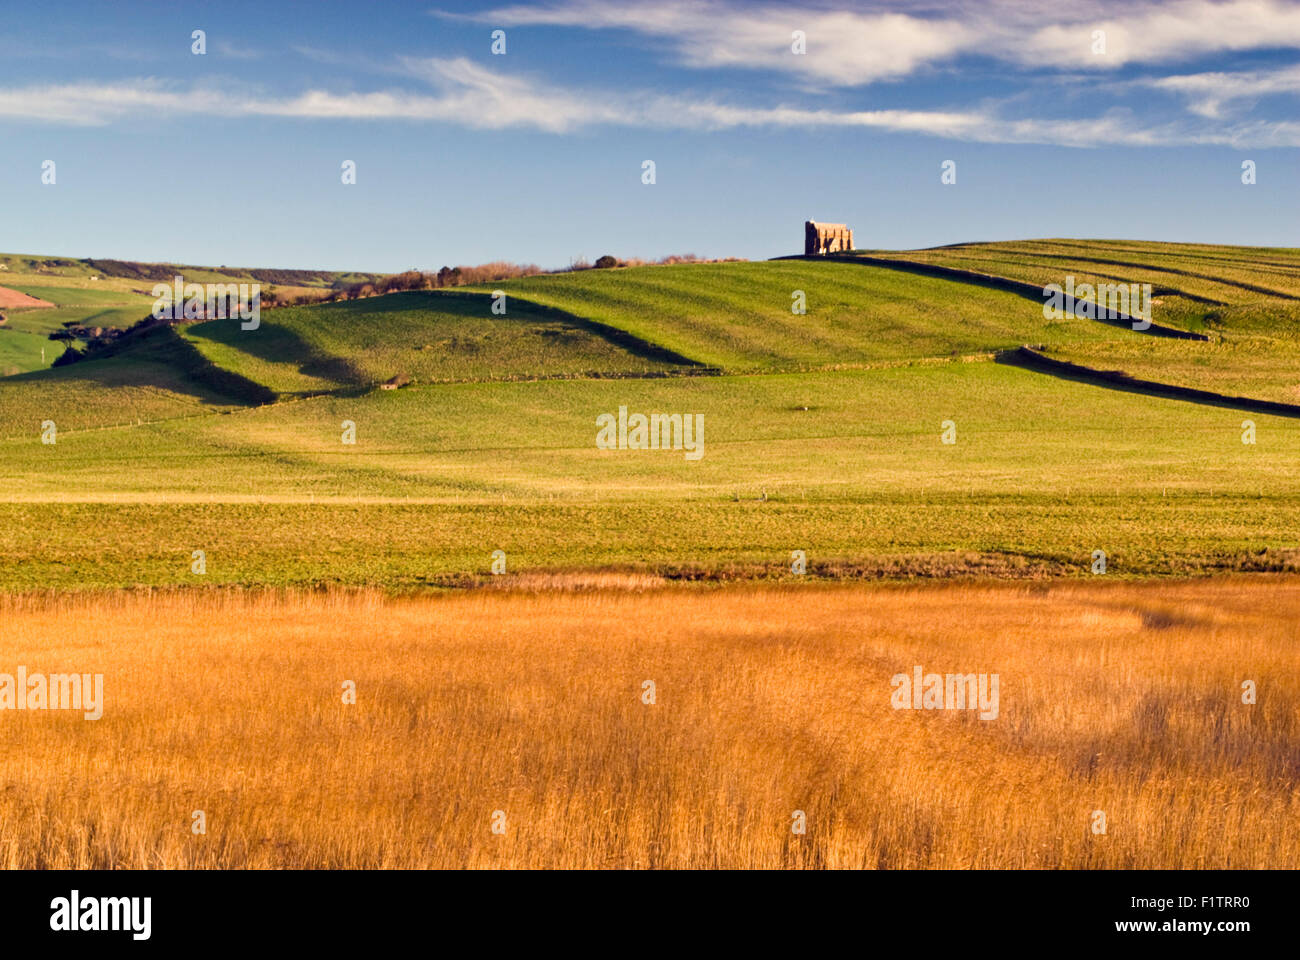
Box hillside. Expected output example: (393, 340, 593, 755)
(857, 239, 1300, 312)
(182, 291, 696, 395)
(142, 257, 1195, 396)
(0, 252, 378, 290)
(171, 258, 1148, 398)
(0, 253, 381, 376)
(841, 240, 1300, 405)
(1, 240, 1298, 589)
(467, 260, 1135, 372)
(0, 278, 148, 375)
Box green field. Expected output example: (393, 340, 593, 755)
(0, 324, 66, 375)
(0, 242, 1297, 591)
(0, 251, 376, 288)
(467, 260, 1133, 372)
(1032, 301, 1300, 404)
(849, 240, 1300, 405)
(183, 292, 692, 394)
(0, 282, 150, 375)
(859, 239, 1300, 307)
(0, 252, 375, 376)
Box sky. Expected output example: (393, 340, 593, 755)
(1, 0, 1298, 272)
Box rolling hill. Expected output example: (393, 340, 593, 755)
(0, 253, 380, 376)
(181, 291, 696, 395)
(465, 259, 1134, 372)
(0, 240, 1297, 590)
(846, 240, 1300, 404)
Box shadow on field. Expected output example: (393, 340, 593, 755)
(775, 254, 1210, 340)
(185, 313, 365, 387)
(426, 290, 713, 370)
(17, 323, 277, 407)
(997, 345, 1300, 419)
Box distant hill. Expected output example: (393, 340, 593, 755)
(0, 252, 380, 288)
(0, 252, 385, 376)
(155, 257, 1134, 398)
(2, 239, 1300, 589)
(28, 241, 1300, 410)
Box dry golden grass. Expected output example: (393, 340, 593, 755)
(0, 578, 1295, 868)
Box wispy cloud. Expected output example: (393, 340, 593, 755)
(460, 0, 975, 85)
(470, 0, 1300, 83)
(1145, 63, 1300, 117)
(1, 57, 1297, 147)
(214, 41, 264, 61)
(0, 61, 622, 133)
(0, 81, 239, 125)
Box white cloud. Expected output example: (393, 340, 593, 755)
(0, 82, 236, 125)
(1, 57, 1297, 147)
(0, 60, 623, 133)
(1012, 1, 1300, 77)
(474, 0, 1300, 82)
(471, 0, 974, 85)
(1145, 63, 1300, 116)
(254, 58, 626, 131)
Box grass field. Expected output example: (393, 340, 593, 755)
(851, 240, 1300, 405)
(0, 322, 65, 376)
(468, 260, 1132, 372)
(2, 360, 1296, 588)
(1, 240, 1298, 873)
(861, 239, 1300, 308)
(0, 272, 154, 375)
(0, 252, 374, 376)
(183, 291, 691, 394)
(1036, 299, 1300, 404)
(0, 245, 1297, 588)
(0, 579, 1293, 868)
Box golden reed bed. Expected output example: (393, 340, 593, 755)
(0, 577, 1295, 868)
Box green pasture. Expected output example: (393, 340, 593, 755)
(1, 243, 1297, 590)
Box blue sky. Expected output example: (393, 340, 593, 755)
(1, 0, 1297, 271)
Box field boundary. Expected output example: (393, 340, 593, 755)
(0, 285, 56, 309)
(999, 345, 1300, 418)
(928, 243, 1298, 301)
(984, 251, 1290, 301)
(775, 254, 1210, 341)
(900, 252, 1228, 306)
